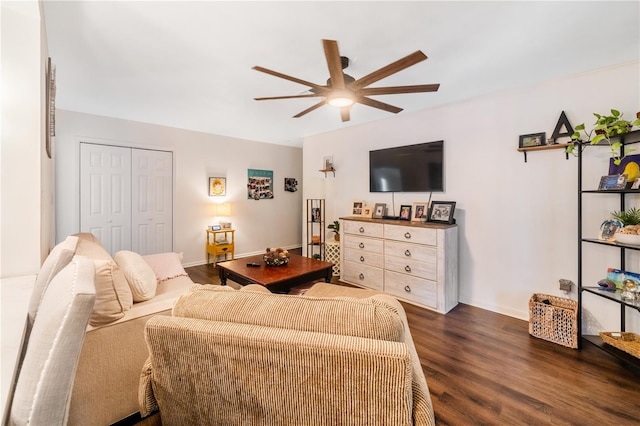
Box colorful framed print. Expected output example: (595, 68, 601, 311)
(411, 202, 428, 222)
(399, 205, 412, 221)
(209, 177, 226, 196)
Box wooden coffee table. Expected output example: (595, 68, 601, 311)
(217, 253, 334, 293)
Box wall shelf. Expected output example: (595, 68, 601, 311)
(517, 143, 571, 162)
(319, 168, 336, 177)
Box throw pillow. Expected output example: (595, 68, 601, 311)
(114, 251, 157, 302)
(142, 252, 188, 283)
(74, 236, 133, 326)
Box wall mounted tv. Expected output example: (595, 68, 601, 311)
(369, 140, 444, 192)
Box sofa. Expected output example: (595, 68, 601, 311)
(60, 233, 195, 425)
(139, 282, 436, 425)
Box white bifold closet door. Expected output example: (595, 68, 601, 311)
(80, 143, 173, 256)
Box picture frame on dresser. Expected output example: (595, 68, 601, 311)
(399, 205, 412, 221)
(428, 201, 456, 224)
(372, 203, 387, 219)
(411, 202, 428, 222)
(351, 201, 364, 216)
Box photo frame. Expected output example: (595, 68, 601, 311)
(247, 169, 274, 200)
(599, 220, 622, 241)
(311, 207, 321, 222)
(351, 201, 364, 216)
(284, 177, 298, 192)
(323, 155, 334, 171)
(411, 202, 428, 222)
(428, 201, 456, 224)
(518, 132, 545, 148)
(399, 205, 412, 221)
(361, 205, 373, 218)
(373, 203, 387, 219)
(209, 177, 226, 196)
(598, 174, 627, 191)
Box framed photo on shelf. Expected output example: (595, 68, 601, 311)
(599, 220, 622, 241)
(598, 174, 627, 191)
(428, 201, 456, 224)
(411, 202, 428, 222)
(519, 132, 545, 148)
(311, 207, 321, 222)
(361, 205, 373, 218)
(373, 203, 387, 219)
(209, 177, 226, 196)
(399, 205, 412, 221)
(351, 201, 364, 216)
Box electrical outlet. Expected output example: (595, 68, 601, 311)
(559, 279, 573, 292)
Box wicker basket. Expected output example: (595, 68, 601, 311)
(528, 293, 578, 349)
(600, 332, 640, 358)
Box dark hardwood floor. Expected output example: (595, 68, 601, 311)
(185, 261, 640, 425)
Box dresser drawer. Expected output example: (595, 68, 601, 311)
(344, 220, 384, 238)
(343, 261, 384, 291)
(344, 248, 384, 268)
(384, 270, 436, 308)
(384, 224, 437, 246)
(384, 255, 436, 280)
(384, 240, 436, 263)
(343, 234, 383, 254)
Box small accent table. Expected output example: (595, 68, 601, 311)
(325, 240, 340, 276)
(206, 229, 235, 267)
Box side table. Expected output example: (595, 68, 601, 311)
(325, 240, 340, 276)
(206, 229, 235, 267)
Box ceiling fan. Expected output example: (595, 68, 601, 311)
(252, 39, 440, 122)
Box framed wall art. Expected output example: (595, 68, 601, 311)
(247, 169, 274, 200)
(209, 177, 226, 196)
(411, 202, 428, 222)
(428, 201, 456, 224)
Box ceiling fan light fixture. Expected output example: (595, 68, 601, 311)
(327, 90, 354, 107)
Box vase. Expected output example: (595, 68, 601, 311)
(334, 234, 340, 242)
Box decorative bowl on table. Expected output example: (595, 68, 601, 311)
(263, 247, 290, 266)
(614, 226, 640, 245)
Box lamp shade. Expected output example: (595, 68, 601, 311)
(214, 203, 231, 217)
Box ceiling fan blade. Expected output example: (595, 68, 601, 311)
(323, 39, 345, 89)
(255, 93, 324, 101)
(359, 84, 440, 96)
(351, 51, 428, 90)
(293, 100, 327, 118)
(253, 66, 327, 93)
(340, 106, 351, 122)
(355, 96, 403, 114)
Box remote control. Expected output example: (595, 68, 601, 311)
(247, 263, 261, 267)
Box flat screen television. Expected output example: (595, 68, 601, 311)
(369, 141, 444, 192)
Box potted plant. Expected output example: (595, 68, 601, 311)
(327, 220, 340, 241)
(567, 109, 640, 165)
(611, 207, 640, 227)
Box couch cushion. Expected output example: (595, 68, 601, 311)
(114, 251, 157, 302)
(173, 285, 405, 342)
(74, 235, 133, 326)
(142, 252, 188, 283)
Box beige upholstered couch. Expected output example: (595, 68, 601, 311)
(63, 234, 195, 426)
(139, 283, 436, 425)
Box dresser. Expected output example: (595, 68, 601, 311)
(340, 217, 458, 314)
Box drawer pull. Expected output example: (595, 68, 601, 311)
(404, 265, 412, 273)
(359, 242, 365, 249)
(360, 256, 365, 262)
(359, 273, 365, 280)
(404, 249, 411, 257)
(404, 232, 411, 239)
(359, 227, 365, 233)
(404, 285, 411, 293)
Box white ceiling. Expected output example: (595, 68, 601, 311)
(43, 1, 640, 147)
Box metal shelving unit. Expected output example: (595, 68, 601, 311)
(306, 199, 325, 260)
(577, 129, 640, 373)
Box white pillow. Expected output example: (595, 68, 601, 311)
(141, 252, 188, 283)
(114, 251, 157, 302)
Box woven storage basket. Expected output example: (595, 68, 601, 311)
(600, 332, 640, 358)
(528, 293, 578, 349)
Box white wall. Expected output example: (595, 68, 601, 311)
(303, 61, 640, 333)
(55, 111, 303, 266)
